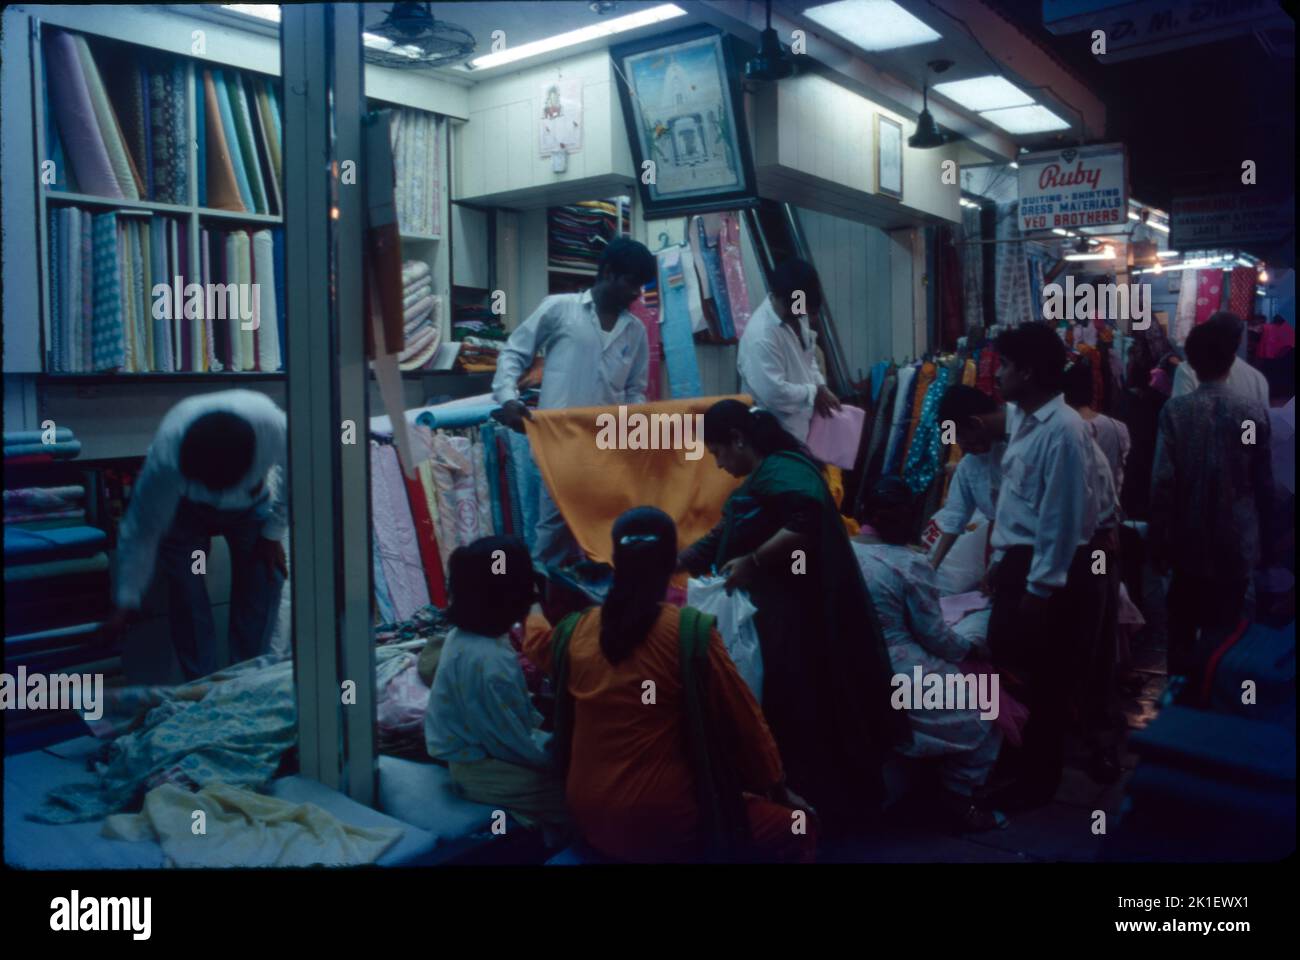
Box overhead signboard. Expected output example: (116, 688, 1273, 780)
(1042, 0, 1289, 61)
(1017, 143, 1128, 233)
(1170, 193, 1294, 250)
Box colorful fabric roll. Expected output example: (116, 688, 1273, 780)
(203, 70, 244, 211)
(44, 31, 121, 198)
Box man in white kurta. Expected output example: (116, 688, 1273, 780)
(493, 238, 658, 567)
(736, 258, 840, 442)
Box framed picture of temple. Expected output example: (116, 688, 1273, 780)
(611, 25, 757, 219)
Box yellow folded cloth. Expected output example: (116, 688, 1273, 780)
(102, 782, 403, 868)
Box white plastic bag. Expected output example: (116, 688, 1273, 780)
(686, 576, 763, 704)
(924, 513, 991, 596)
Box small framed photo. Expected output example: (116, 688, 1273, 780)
(611, 25, 758, 219)
(875, 114, 903, 200)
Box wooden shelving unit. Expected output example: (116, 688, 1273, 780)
(33, 25, 284, 378)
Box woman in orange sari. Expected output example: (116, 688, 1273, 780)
(523, 506, 816, 863)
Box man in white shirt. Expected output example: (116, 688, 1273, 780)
(493, 238, 657, 567)
(737, 258, 841, 442)
(106, 390, 288, 679)
(931, 385, 1007, 571)
(984, 323, 1114, 810)
(1171, 313, 1269, 409)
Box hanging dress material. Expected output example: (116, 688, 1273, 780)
(882, 363, 918, 476)
(902, 361, 936, 461)
(370, 442, 431, 621)
(902, 364, 953, 495)
(657, 246, 704, 399)
(717, 212, 752, 339)
(1194, 270, 1223, 327)
(628, 292, 663, 402)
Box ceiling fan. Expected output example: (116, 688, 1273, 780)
(363, 2, 476, 70)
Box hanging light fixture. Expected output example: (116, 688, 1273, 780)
(746, 0, 795, 81)
(909, 59, 952, 149)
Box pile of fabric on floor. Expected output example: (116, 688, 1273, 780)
(31, 632, 443, 826)
(398, 259, 442, 370)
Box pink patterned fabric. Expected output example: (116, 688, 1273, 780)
(718, 212, 752, 338)
(1194, 269, 1223, 327)
(629, 294, 662, 402)
(370, 441, 431, 620)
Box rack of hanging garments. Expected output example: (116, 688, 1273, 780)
(848, 342, 1002, 526)
(368, 393, 543, 624)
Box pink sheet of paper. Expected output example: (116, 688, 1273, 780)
(806, 404, 865, 469)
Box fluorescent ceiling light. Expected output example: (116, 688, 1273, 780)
(804, 0, 941, 52)
(469, 3, 686, 69)
(1128, 211, 1140, 221)
(979, 104, 1069, 134)
(222, 4, 280, 22)
(1052, 228, 1071, 236)
(1148, 220, 1170, 233)
(933, 75, 1034, 112)
(1157, 250, 1179, 258)
(1065, 252, 1111, 261)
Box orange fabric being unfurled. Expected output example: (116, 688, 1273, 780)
(523, 396, 748, 564)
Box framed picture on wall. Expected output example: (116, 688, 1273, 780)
(611, 25, 758, 219)
(875, 114, 903, 200)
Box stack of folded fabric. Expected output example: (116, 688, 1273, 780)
(547, 201, 623, 271)
(4, 428, 83, 464)
(456, 336, 502, 373)
(398, 259, 442, 371)
(388, 109, 441, 238)
(4, 484, 87, 526)
(451, 291, 507, 344)
(43, 29, 187, 202)
(3, 429, 110, 646)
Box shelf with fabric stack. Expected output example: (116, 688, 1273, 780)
(32, 21, 287, 379)
(544, 197, 631, 295)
